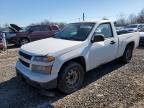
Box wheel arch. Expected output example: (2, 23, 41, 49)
(126, 41, 135, 49)
(57, 56, 86, 93)
(19, 37, 30, 46)
(122, 41, 135, 56)
(20, 37, 30, 42)
(59, 56, 86, 74)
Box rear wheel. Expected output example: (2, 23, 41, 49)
(58, 62, 84, 94)
(20, 38, 29, 46)
(121, 45, 133, 63)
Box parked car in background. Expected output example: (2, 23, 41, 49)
(115, 26, 124, 31)
(139, 32, 144, 45)
(0, 24, 22, 45)
(124, 24, 144, 45)
(117, 29, 132, 35)
(16, 20, 139, 93)
(124, 24, 144, 32)
(139, 26, 144, 45)
(8, 24, 59, 46)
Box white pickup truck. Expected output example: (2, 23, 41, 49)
(16, 20, 139, 93)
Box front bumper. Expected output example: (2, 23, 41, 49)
(16, 61, 57, 89)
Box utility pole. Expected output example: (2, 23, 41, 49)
(83, 12, 85, 21)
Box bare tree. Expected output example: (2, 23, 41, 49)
(137, 8, 144, 23)
(128, 14, 137, 24)
(40, 20, 50, 25)
(3, 23, 9, 28)
(27, 20, 66, 30)
(57, 22, 66, 29)
(115, 13, 128, 26)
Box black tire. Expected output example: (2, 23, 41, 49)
(19, 38, 29, 46)
(58, 62, 85, 94)
(121, 45, 133, 63)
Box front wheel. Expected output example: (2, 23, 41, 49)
(20, 38, 29, 46)
(58, 62, 85, 94)
(121, 45, 133, 63)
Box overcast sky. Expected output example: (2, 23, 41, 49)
(0, 0, 143, 27)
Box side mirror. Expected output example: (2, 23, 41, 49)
(91, 34, 104, 43)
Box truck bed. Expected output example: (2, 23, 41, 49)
(116, 32, 140, 58)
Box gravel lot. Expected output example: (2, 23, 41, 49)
(0, 47, 144, 108)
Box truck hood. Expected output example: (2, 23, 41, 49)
(21, 38, 83, 56)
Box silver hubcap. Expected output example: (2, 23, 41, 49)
(21, 39, 28, 45)
(65, 69, 79, 87)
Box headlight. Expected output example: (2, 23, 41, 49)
(33, 56, 55, 62)
(31, 56, 55, 73)
(31, 65, 52, 74)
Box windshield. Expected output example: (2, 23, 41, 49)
(21, 26, 32, 32)
(125, 25, 138, 28)
(54, 23, 95, 41)
(21, 26, 31, 32)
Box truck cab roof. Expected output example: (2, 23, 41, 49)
(73, 20, 112, 24)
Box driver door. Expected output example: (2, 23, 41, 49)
(29, 26, 43, 41)
(87, 23, 118, 70)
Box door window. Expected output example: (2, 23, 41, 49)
(31, 26, 41, 32)
(41, 26, 51, 31)
(94, 23, 113, 38)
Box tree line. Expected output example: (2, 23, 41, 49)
(115, 8, 144, 26)
(30, 8, 144, 28)
(28, 20, 66, 30)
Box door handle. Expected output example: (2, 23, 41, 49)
(110, 40, 116, 44)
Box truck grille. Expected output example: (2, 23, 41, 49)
(19, 51, 32, 60)
(19, 59, 30, 67)
(19, 51, 32, 68)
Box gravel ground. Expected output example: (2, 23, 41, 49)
(0, 47, 144, 108)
